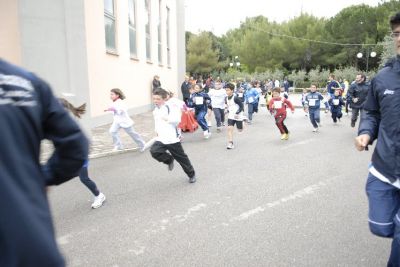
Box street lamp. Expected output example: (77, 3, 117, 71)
(357, 50, 376, 72)
(230, 56, 240, 70)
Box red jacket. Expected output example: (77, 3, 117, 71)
(268, 97, 294, 116)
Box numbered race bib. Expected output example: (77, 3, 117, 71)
(333, 99, 339, 105)
(248, 96, 255, 103)
(274, 101, 282, 109)
(308, 99, 316, 107)
(238, 93, 243, 98)
(195, 96, 204, 105)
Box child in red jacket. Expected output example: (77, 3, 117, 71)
(268, 88, 295, 140)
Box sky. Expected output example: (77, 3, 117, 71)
(185, 0, 382, 36)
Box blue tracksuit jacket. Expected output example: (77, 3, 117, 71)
(358, 56, 400, 182)
(0, 59, 89, 267)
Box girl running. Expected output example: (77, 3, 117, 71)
(104, 88, 146, 151)
(59, 98, 106, 209)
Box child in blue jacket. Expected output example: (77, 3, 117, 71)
(328, 89, 345, 123)
(187, 83, 212, 139)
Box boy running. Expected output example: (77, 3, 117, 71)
(225, 83, 244, 149)
(150, 88, 196, 183)
(187, 84, 212, 139)
(328, 89, 345, 124)
(268, 88, 295, 140)
(304, 84, 324, 132)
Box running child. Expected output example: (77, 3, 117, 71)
(304, 84, 324, 132)
(268, 88, 295, 140)
(104, 88, 146, 151)
(208, 80, 227, 132)
(187, 84, 212, 139)
(244, 82, 260, 124)
(328, 88, 345, 124)
(59, 98, 106, 209)
(150, 88, 196, 183)
(301, 88, 308, 117)
(225, 83, 244, 149)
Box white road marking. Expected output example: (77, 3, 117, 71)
(230, 176, 339, 222)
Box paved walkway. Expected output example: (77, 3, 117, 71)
(41, 94, 308, 160)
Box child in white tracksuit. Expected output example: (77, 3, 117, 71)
(105, 88, 145, 151)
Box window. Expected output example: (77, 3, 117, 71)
(157, 0, 162, 64)
(145, 0, 151, 61)
(166, 7, 171, 66)
(128, 0, 137, 57)
(104, 0, 117, 52)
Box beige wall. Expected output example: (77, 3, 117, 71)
(84, 0, 180, 118)
(0, 0, 22, 65)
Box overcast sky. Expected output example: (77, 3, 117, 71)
(185, 0, 382, 36)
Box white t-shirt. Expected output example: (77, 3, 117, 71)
(227, 96, 243, 121)
(111, 99, 133, 128)
(153, 104, 181, 144)
(208, 89, 227, 109)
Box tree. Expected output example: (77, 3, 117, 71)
(186, 32, 219, 75)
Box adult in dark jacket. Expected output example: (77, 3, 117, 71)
(0, 59, 89, 267)
(181, 75, 191, 104)
(348, 73, 369, 127)
(355, 12, 400, 267)
(152, 75, 161, 92)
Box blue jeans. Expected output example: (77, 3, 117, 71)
(309, 108, 320, 128)
(248, 103, 255, 121)
(196, 110, 208, 131)
(213, 108, 225, 127)
(366, 173, 400, 266)
(109, 123, 145, 149)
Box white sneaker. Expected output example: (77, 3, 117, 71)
(227, 142, 234, 149)
(113, 146, 123, 152)
(313, 127, 319, 132)
(91, 193, 106, 209)
(204, 132, 211, 139)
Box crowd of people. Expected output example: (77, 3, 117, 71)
(1, 12, 400, 267)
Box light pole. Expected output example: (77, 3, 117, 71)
(230, 56, 240, 70)
(357, 49, 377, 72)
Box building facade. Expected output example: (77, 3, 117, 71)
(0, 0, 186, 128)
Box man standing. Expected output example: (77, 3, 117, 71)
(348, 73, 369, 127)
(181, 75, 191, 104)
(355, 12, 400, 267)
(152, 75, 161, 92)
(283, 77, 290, 93)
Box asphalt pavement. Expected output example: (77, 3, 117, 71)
(49, 105, 390, 267)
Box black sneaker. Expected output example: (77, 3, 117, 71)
(351, 120, 356, 127)
(168, 160, 174, 171)
(189, 176, 196, 183)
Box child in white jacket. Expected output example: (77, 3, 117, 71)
(105, 88, 145, 151)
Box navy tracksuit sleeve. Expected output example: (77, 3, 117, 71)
(358, 80, 380, 142)
(39, 81, 89, 185)
(234, 96, 244, 114)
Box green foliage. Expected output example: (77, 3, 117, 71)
(186, 2, 398, 77)
(186, 32, 219, 75)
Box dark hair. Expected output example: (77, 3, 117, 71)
(59, 98, 86, 118)
(357, 73, 366, 81)
(110, 88, 126, 100)
(272, 88, 280, 94)
(390, 12, 400, 30)
(329, 74, 335, 79)
(224, 83, 235, 90)
(152, 88, 169, 99)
